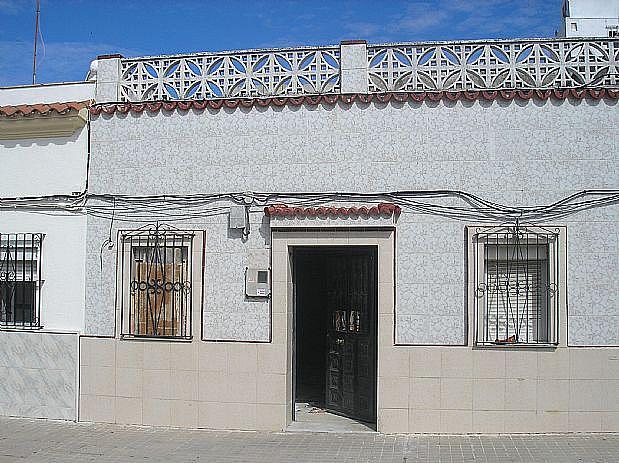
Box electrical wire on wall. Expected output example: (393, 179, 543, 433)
(0, 189, 617, 225)
(99, 197, 116, 270)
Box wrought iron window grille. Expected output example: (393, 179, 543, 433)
(0, 233, 44, 329)
(472, 223, 560, 346)
(120, 224, 194, 339)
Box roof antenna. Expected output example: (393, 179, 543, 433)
(32, 0, 40, 84)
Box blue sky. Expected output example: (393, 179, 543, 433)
(1, 0, 564, 87)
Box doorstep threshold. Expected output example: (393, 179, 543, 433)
(287, 403, 376, 433)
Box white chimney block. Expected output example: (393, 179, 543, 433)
(94, 54, 123, 103)
(340, 40, 368, 94)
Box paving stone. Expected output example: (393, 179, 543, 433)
(0, 417, 618, 462)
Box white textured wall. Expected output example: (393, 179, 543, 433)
(0, 126, 88, 197)
(0, 83, 91, 422)
(0, 82, 94, 105)
(84, 210, 270, 340)
(1, 211, 86, 332)
(88, 97, 619, 346)
(562, 18, 619, 37)
(0, 82, 92, 196)
(0, 83, 92, 331)
(565, 0, 619, 18)
(561, 0, 619, 37)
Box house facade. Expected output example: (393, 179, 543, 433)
(77, 38, 619, 433)
(0, 81, 94, 420)
(1, 37, 618, 434)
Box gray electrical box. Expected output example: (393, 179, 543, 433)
(245, 267, 270, 297)
(229, 205, 247, 230)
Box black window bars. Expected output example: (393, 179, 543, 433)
(472, 224, 560, 346)
(0, 233, 44, 329)
(120, 225, 194, 339)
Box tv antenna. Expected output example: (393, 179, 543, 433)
(32, 0, 41, 84)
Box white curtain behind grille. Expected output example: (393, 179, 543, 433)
(484, 245, 549, 343)
(0, 243, 38, 281)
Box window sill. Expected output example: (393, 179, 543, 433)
(120, 335, 193, 342)
(475, 342, 558, 349)
(0, 325, 43, 332)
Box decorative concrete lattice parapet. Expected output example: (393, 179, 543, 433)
(119, 47, 341, 101)
(107, 38, 618, 103)
(367, 38, 619, 92)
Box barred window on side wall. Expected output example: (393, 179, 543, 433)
(120, 226, 194, 339)
(0, 233, 44, 329)
(471, 225, 560, 346)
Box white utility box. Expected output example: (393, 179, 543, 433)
(245, 267, 271, 297)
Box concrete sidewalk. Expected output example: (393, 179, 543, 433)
(0, 417, 617, 463)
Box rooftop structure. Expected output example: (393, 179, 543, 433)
(559, 0, 619, 38)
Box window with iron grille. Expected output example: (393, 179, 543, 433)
(0, 233, 44, 329)
(471, 225, 560, 346)
(120, 226, 194, 339)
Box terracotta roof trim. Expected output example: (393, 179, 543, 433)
(265, 203, 402, 218)
(90, 89, 619, 116)
(0, 101, 91, 118)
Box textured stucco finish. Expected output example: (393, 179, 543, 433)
(84, 209, 270, 340)
(89, 97, 618, 346)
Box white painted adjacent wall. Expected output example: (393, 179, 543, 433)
(0, 211, 86, 332)
(560, 0, 619, 37)
(0, 128, 88, 198)
(0, 81, 94, 106)
(0, 82, 93, 333)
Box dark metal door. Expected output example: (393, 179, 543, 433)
(324, 249, 377, 423)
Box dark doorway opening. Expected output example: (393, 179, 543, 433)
(293, 246, 377, 428)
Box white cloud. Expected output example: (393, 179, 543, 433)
(344, 21, 382, 37)
(395, 8, 449, 34)
(341, 0, 561, 42)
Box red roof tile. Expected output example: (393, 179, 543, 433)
(90, 89, 619, 116)
(0, 101, 90, 118)
(264, 203, 402, 218)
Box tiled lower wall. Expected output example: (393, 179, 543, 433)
(0, 331, 78, 420)
(377, 346, 619, 433)
(79, 337, 288, 430)
(80, 338, 619, 433)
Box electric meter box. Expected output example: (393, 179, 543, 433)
(245, 267, 271, 297)
(229, 205, 247, 230)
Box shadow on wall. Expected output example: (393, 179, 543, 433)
(95, 95, 619, 122)
(0, 127, 81, 148)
